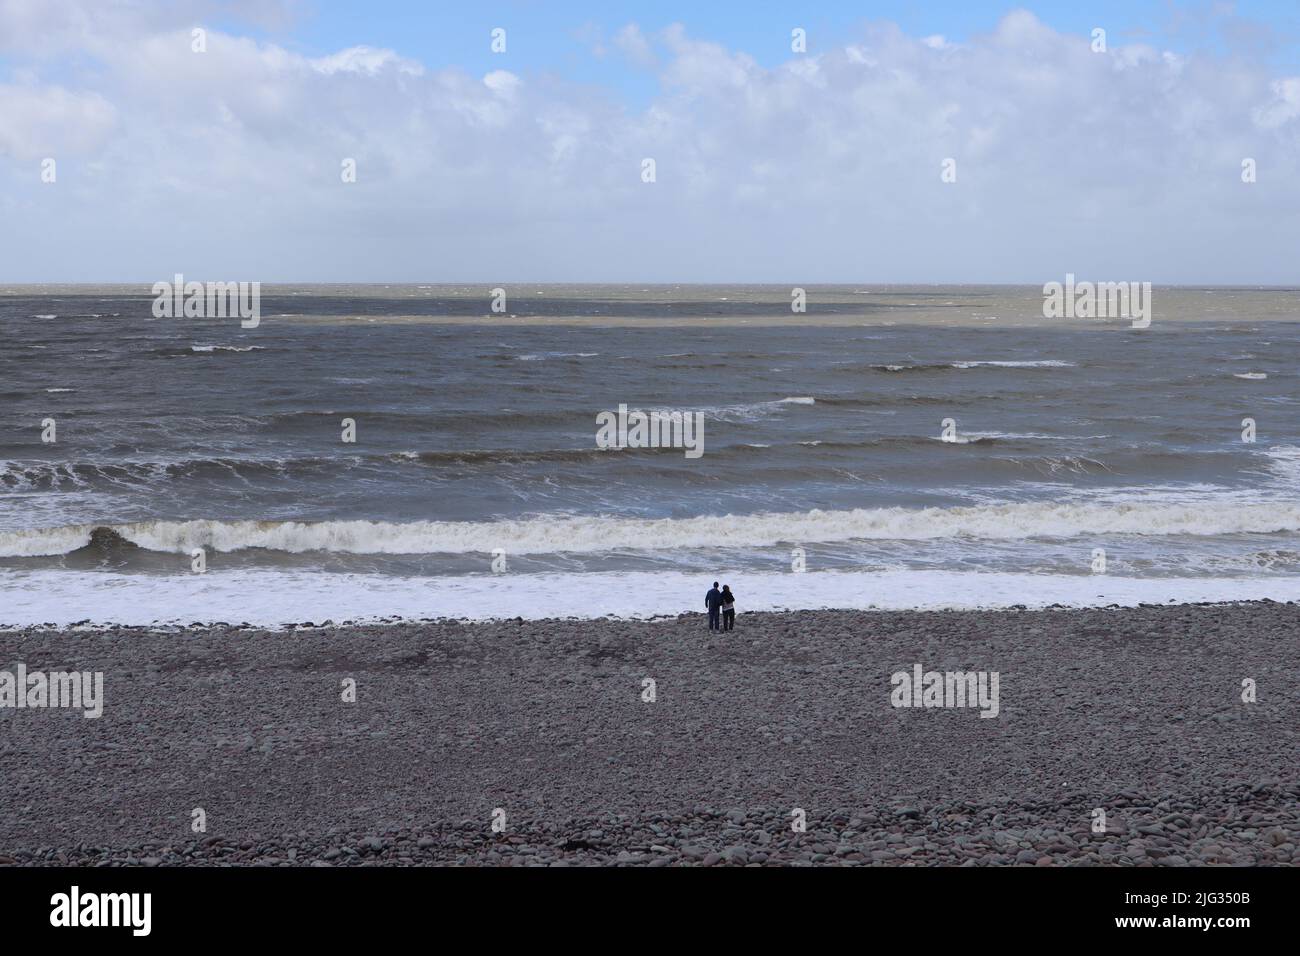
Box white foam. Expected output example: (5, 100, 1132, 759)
(879, 360, 1074, 371)
(516, 351, 599, 361)
(951, 360, 1075, 369)
(6, 498, 1300, 557)
(0, 524, 97, 557)
(961, 431, 1108, 441)
(687, 396, 815, 422)
(1265, 446, 1300, 486)
(1, 568, 1295, 627)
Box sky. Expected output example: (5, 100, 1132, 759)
(1, 0, 1299, 283)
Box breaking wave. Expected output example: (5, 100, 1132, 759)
(6, 500, 1300, 558)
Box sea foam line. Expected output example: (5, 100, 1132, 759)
(1, 568, 1298, 627)
(6, 499, 1300, 557)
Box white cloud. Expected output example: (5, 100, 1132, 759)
(613, 23, 657, 68)
(1, 5, 1298, 282)
(1254, 77, 1300, 129)
(483, 69, 521, 95)
(0, 83, 116, 159)
(311, 46, 424, 76)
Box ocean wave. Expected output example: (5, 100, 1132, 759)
(0, 443, 723, 491)
(516, 352, 599, 361)
(0, 456, 354, 491)
(951, 360, 1075, 369)
(1265, 445, 1300, 485)
(865, 360, 1076, 373)
(141, 345, 268, 358)
(6, 500, 1300, 558)
(387, 448, 616, 466)
(962, 431, 1111, 441)
(0, 438, 1260, 492)
(681, 396, 815, 422)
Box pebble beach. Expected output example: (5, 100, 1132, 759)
(1, 602, 1296, 866)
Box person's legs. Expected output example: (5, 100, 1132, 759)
(723, 609, 734, 630)
(709, 608, 720, 630)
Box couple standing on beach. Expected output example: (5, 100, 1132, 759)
(705, 582, 736, 631)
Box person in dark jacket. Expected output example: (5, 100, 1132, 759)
(721, 585, 736, 631)
(705, 582, 723, 631)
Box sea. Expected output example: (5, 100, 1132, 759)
(3, 283, 1299, 626)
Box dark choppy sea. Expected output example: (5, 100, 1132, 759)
(3, 284, 1299, 624)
